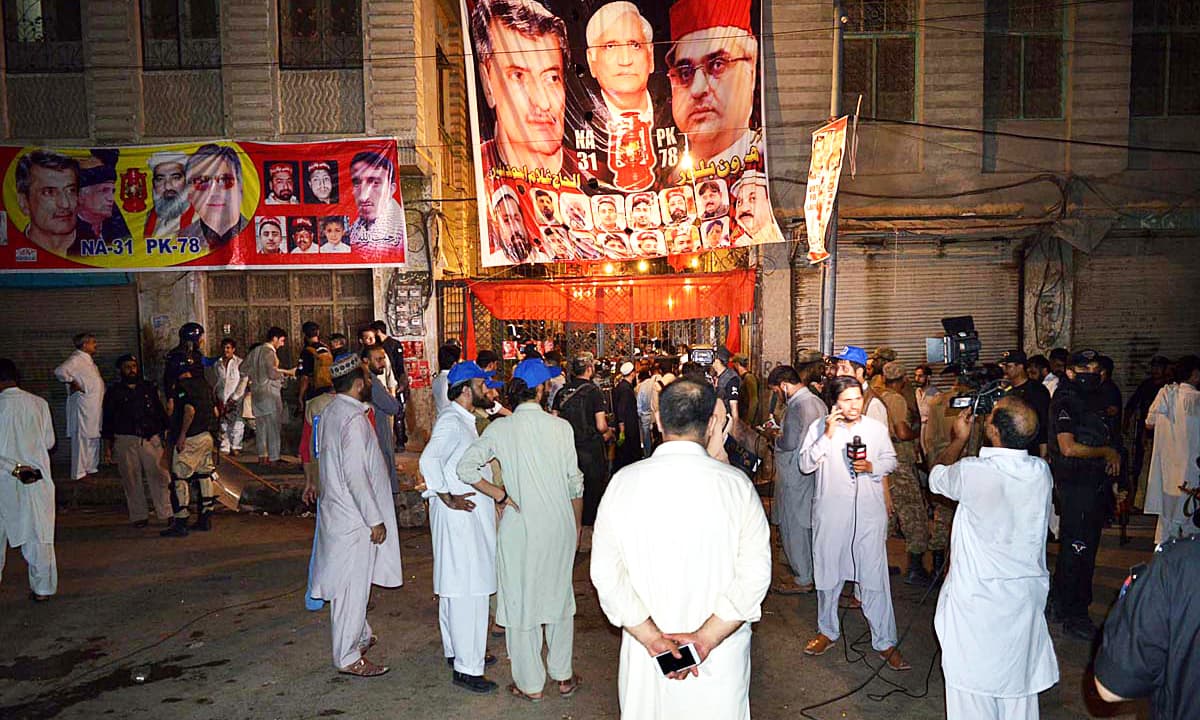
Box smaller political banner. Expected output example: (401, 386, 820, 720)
(804, 116, 848, 264)
(0, 138, 407, 272)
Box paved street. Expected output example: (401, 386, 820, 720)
(1, 484, 1151, 720)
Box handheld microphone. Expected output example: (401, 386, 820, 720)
(846, 435, 867, 477)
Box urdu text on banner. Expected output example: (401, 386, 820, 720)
(0, 138, 407, 272)
(462, 0, 786, 267)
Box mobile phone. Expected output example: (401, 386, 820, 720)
(655, 643, 700, 675)
(15, 466, 43, 484)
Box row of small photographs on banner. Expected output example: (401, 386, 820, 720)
(262, 160, 342, 205)
(254, 215, 352, 255)
(535, 221, 731, 262)
(519, 179, 729, 233)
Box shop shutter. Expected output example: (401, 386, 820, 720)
(0, 284, 140, 453)
(792, 239, 1021, 373)
(1072, 235, 1200, 397)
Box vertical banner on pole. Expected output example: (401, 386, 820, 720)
(803, 116, 848, 265)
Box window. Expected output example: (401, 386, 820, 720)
(141, 0, 220, 70)
(841, 0, 917, 121)
(279, 0, 362, 70)
(1130, 0, 1200, 117)
(983, 0, 1064, 119)
(2, 0, 81, 73)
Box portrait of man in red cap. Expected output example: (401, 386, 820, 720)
(264, 161, 299, 205)
(666, 0, 761, 180)
(470, 0, 584, 179)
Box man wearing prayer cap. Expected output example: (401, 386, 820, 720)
(666, 0, 762, 182)
(420, 361, 504, 694)
(145, 151, 191, 238)
(309, 352, 403, 677)
(611, 360, 641, 473)
(456, 357, 584, 701)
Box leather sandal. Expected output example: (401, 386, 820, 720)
(804, 633, 834, 656)
(558, 675, 581, 697)
(880, 647, 911, 671)
(508, 684, 542, 702)
(359, 635, 377, 655)
(339, 657, 389, 677)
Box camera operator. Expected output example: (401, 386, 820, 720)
(1094, 533, 1200, 720)
(1048, 349, 1122, 640)
(929, 397, 1058, 719)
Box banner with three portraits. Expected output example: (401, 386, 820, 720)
(0, 138, 407, 272)
(463, 0, 784, 267)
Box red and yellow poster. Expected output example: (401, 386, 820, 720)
(803, 116, 847, 265)
(462, 0, 784, 267)
(0, 138, 407, 272)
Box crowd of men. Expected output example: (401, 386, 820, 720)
(2, 329, 1197, 718)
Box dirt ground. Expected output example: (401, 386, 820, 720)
(0, 495, 1151, 720)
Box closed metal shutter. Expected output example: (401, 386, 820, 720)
(792, 239, 1021, 370)
(1072, 235, 1200, 397)
(0, 284, 140, 451)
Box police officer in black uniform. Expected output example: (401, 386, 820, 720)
(163, 322, 207, 398)
(1094, 531, 1200, 719)
(1048, 349, 1122, 640)
(161, 353, 220, 537)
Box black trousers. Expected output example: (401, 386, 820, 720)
(577, 440, 610, 527)
(1052, 478, 1107, 620)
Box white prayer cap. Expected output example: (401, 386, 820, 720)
(147, 151, 187, 171)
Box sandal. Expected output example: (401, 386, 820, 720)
(359, 635, 377, 655)
(507, 683, 542, 703)
(338, 657, 389, 677)
(879, 647, 911, 672)
(558, 675, 581, 698)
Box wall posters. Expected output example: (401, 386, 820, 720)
(803, 116, 847, 265)
(0, 138, 407, 272)
(462, 0, 785, 267)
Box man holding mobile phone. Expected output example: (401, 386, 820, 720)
(0, 358, 58, 601)
(591, 379, 771, 718)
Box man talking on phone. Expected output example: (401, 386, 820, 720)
(591, 379, 771, 719)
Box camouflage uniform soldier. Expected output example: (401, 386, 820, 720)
(879, 362, 931, 585)
(922, 377, 988, 577)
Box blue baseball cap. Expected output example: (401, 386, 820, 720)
(833, 345, 869, 367)
(447, 360, 499, 387)
(512, 358, 561, 388)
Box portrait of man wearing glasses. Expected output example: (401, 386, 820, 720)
(666, 0, 762, 181)
(180, 143, 249, 250)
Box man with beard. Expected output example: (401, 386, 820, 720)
(533, 189, 559, 225)
(364, 345, 402, 494)
(290, 217, 320, 254)
(730, 171, 781, 245)
(180, 144, 249, 250)
(697, 180, 727, 220)
(310, 354, 404, 677)
(542, 226, 575, 261)
(265, 163, 299, 204)
(144, 151, 190, 238)
(420, 361, 503, 693)
(347, 152, 406, 253)
(1048, 350, 1122, 640)
(628, 193, 658, 229)
(667, 0, 762, 179)
(664, 187, 692, 224)
(667, 224, 698, 254)
(75, 155, 131, 243)
(490, 187, 532, 263)
(472, 0, 583, 178)
(102, 354, 172, 527)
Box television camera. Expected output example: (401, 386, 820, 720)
(926, 315, 1008, 416)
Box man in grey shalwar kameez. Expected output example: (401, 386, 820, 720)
(363, 346, 400, 494)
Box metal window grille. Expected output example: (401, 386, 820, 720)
(842, 0, 917, 121)
(279, 0, 362, 70)
(1130, 0, 1200, 117)
(2, 0, 82, 73)
(141, 0, 221, 71)
(983, 0, 1065, 120)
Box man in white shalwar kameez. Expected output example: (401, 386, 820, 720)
(420, 361, 502, 693)
(242, 328, 291, 464)
(1143, 356, 1200, 543)
(591, 379, 771, 719)
(0, 359, 58, 600)
(799, 376, 909, 670)
(309, 354, 403, 676)
(54, 332, 105, 480)
(930, 397, 1059, 719)
(456, 358, 584, 701)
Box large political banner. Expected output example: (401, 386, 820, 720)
(0, 138, 406, 272)
(463, 0, 784, 267)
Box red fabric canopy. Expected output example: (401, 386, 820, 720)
(468, 269, 755, 324)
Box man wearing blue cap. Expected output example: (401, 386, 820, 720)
(420, 361, 504, 694)
(456, 358, 584, 701)
(833, 346, 889, 426)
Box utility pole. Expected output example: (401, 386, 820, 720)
(819, 1, 844, 355)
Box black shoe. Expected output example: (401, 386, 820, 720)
(160, 519, 189, 537)
(1062, 616, 1097, 641)
(904, 554, 933, 586)
(193, 513, 212, 532)
(132, 519, 149, 528)
(452, 671, 497, 694)
(447, 654, 498, 669)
